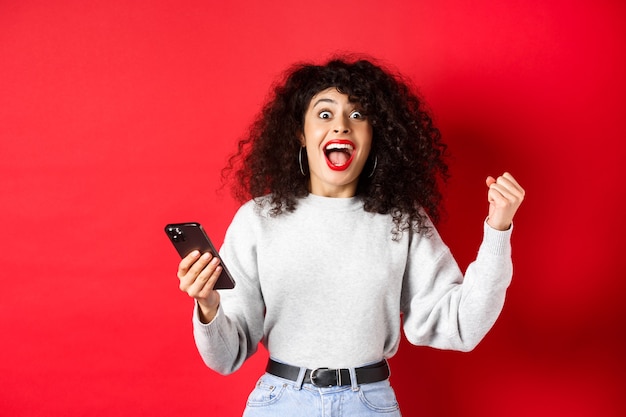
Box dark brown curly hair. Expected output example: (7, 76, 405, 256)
(222, 55, 449, 238)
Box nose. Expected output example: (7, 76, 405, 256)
(333, 114, 351, 134)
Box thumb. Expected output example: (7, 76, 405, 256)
(486, 176, 496, 188)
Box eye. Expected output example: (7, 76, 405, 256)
(350, 110, 365, 119)
(318, 111, 332, 119)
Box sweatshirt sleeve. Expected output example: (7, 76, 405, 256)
(191, 203, 266, 375)
(401, 221, 513, 352)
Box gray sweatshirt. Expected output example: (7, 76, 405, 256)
(193, 194, 513, 374)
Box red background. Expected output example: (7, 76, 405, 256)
(1, 1, 625, 416)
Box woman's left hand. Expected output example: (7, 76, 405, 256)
(485, 172, 525, 231)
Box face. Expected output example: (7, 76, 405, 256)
(300, 88, 373, 198)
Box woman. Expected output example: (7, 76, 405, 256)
(177, 56, 525, 416)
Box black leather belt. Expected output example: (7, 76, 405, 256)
(266, 359, 390, 387)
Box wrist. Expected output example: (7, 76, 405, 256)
(486, 216, 511, 231)
(197, 299, 219, 324)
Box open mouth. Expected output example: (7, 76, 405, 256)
(324, 140, 355, 171)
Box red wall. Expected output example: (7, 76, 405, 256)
(1, 1, 625, 416)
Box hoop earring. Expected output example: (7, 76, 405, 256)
(298, 147, 307, 176)
(367, 156, 378, 178)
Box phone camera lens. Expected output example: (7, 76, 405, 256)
(168, 227, 185, 242)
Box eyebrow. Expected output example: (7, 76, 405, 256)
(312, 98, 337, 108)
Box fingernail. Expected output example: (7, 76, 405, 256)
(201, 252, 211, 260)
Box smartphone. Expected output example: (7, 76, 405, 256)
(164, 222, 236, 290)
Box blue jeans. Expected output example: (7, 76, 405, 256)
(242, 371, 402, 416)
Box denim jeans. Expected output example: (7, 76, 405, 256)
(242, 371, 402, 416)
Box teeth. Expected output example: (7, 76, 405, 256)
(325, 143, 354, 151)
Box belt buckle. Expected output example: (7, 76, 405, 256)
(310, 368, 339, 387)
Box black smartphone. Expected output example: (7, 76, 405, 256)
(164, 222, 236, 290)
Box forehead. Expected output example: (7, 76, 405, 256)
(309, 87, 355, 108)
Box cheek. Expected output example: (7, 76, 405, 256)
(360, 126, 374, 154)
(302, 123, 325, 145)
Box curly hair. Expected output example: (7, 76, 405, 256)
(222, 55, 449, 239)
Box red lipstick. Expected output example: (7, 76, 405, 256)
(323, 140, 356, 171)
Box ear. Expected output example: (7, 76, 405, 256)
(299, 131, 306, 147)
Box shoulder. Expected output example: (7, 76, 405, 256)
(229, 195, 279, 230)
